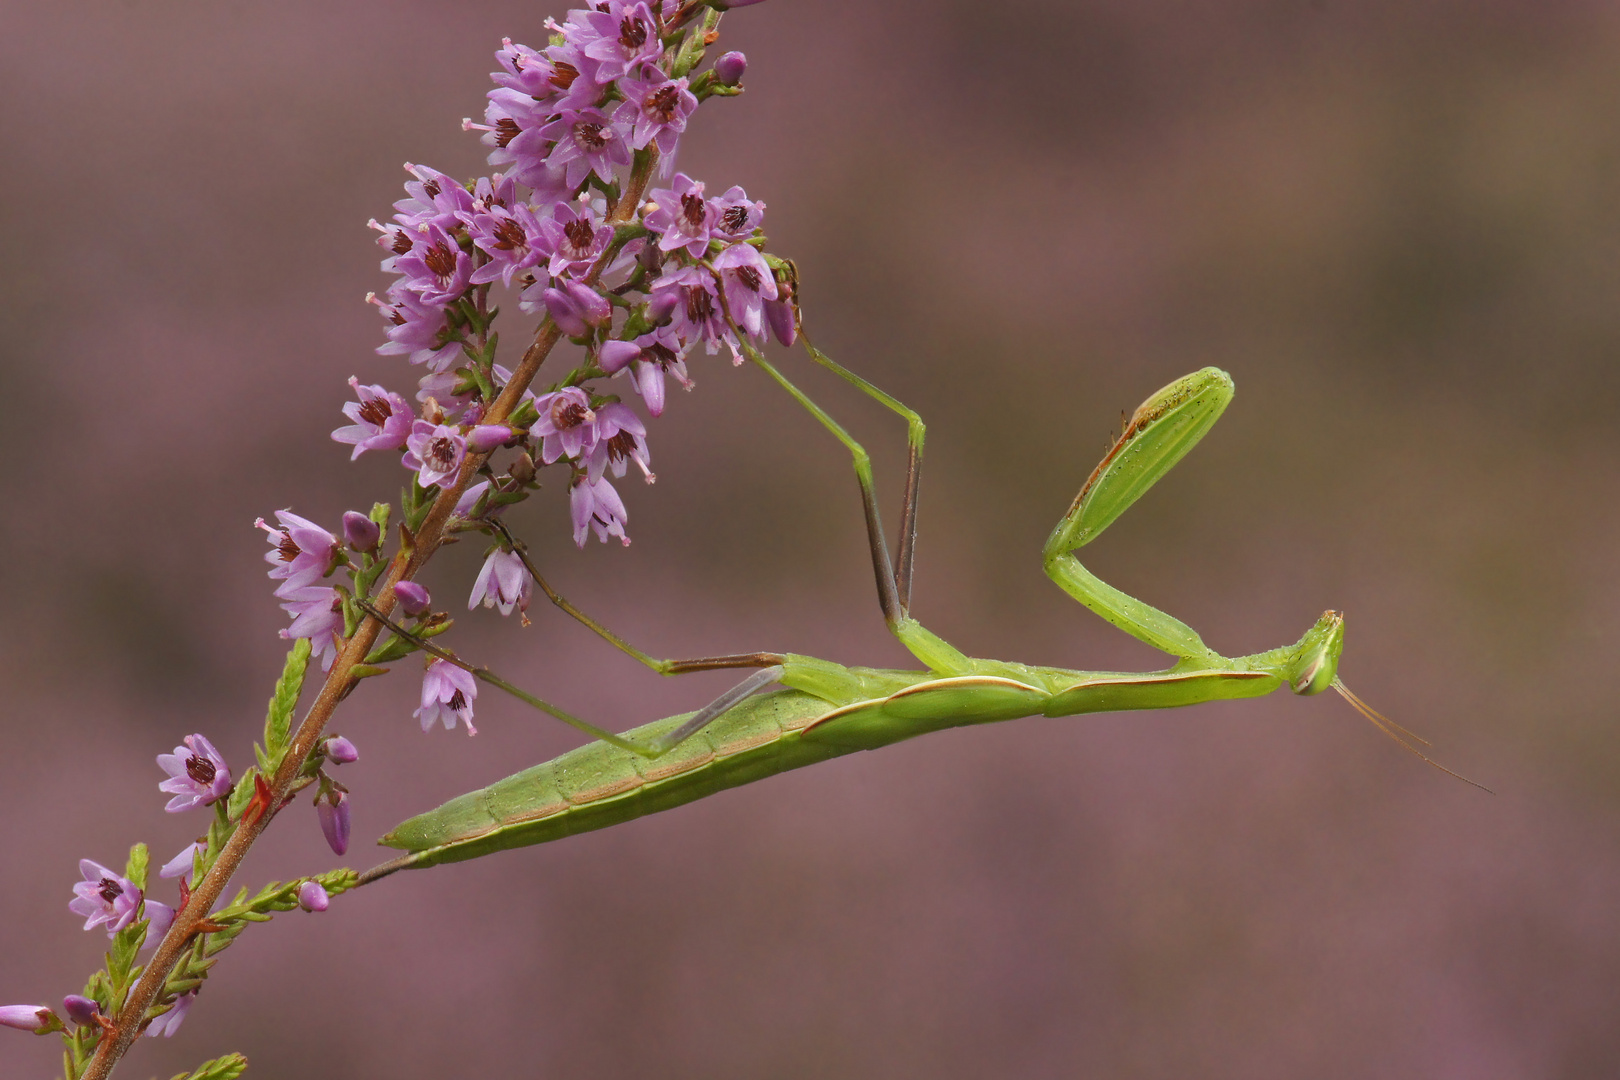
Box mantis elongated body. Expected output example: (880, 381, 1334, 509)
(360, 362, 1468, 885)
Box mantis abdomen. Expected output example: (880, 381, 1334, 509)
(372, 659, 1286, 877)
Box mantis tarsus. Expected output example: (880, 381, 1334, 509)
(358, 359, 1485, 885)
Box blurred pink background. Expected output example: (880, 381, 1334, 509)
(4, 0, 1620, 1076)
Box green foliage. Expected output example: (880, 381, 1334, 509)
(168, 1052, 249, 1080)
(123, 842, 149, 893)
(254, 639, 311, 774)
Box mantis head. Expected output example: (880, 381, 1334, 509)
(1286, 609, 1345, 696)
(1289, 610, 1493, 792)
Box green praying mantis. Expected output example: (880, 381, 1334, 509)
(357, 355, 1485, 885)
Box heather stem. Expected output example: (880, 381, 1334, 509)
(80, 141, 663, 1080)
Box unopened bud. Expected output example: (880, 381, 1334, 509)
(317, 790, 351, 856)
(765, 299, 797, 347)
(542, 287, 588, 337)
(298, 880, 330, 912)
(144, 900, 176, 943)
(467, 424, 513, 453)
(394, 581, 431, 617)
(644, 290, 679, 327)
(565, 281, 612, 328)
(342, 511, 380, 553)
(61, 996, 100, 1027)
(599, 339, 642, 374)
(714, 51, 747, 85)
(323, 735, 360, 764)
(0, 1005, 56, 1033)
(509, 450, 537, 485)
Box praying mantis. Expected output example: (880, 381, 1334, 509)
(358, 353, 1482, 885)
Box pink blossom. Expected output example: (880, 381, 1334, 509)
(533, 387, 599, 463)
(469, 549, 532, 617)
(403, 420, 467, 489)
(416, 659, 479, 734)
(156, 733, 232, 812)
(68, 860, 142, 935)
(144, 991, 194, 1039)
(570, 473, 630, 547)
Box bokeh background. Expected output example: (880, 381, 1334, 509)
(4, 0, 1619, 1076)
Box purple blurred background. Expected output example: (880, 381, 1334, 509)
(5, 0, 1620, 1075)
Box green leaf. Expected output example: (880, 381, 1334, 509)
(169, 1052, 249, 1080)
(124, 843, 149, 892)
(263, 639, 312, 766)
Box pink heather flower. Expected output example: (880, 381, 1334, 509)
(144, 900, 176, 944)
(317, 790, 351, 855)
(394, 580, 431, 617)
(570, 472, 630, 547)
(533, 285, 589, 337)
(490, 37, 601, 108)
(156, 734, 232, 812)
(533, 387, 599, 463)
(277, 584, 344, 671)
(613, 65, 697, 153)
(645, 174, 716, 257)
(393, 223, 474, 308)
(574, 2, 664, 82)
(713, 51, 747, 86)
(469, 548, 532, 617)
(257, 511, 339, 596)
(403, 420, 467, 489)
(0, 1005, 55, 1032)
(69, 860, 142, 935)
(369, 288, 459, 370)
(541, 200, 613, 278)
(62, 996, 100, 1027)
(416, 659, 479, 734)
(333, 378, 414, 460)
(710, 185, 765, 239)
(542, 106, 632, 190)
(601, 327, 691, 416)
(652, 265, 731, 356)
(476, 91, 576, 201)
(465, 201, 549, 288)
(712, 242, 779, 340)
(144, 991, 194, 1039)
(393, 163, 475, 232)
(298, 880, 330, 912)
(585, 403, 653, 483)
(159, 841, 202, 883)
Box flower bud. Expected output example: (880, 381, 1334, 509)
(0, 1005, 55, 1032)
(714, 51, 747, 85)
(509, 450, 537, 486)
(298, 880, 330, 912)
(394, 580, 431, 617)
(599, 339, 641, 375)
(542, 287, 588, 337)
(765, 299, 797, 347)
(62, 996, 100, 1027)
(466, 424, 513, 453)
(565, 281, 612, 328)
(342, 511, 380, 553)
(644, 290, 678, 327)
(317, 790, 351, 856)
(323, 735, 360, 764)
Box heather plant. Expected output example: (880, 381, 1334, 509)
(3, 4, 792, 1076)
